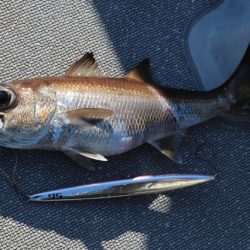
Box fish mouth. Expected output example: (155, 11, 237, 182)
(0, 114, 4, 129)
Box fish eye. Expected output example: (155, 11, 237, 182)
(0, 89, 17, 111)
(0, 90, 11, 105)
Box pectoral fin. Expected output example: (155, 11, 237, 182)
(66, 53, 101, 77)
(148, 134, 183, 164)
(65, 108, 113, 124)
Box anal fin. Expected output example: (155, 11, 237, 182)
(148, 133, 183, 164)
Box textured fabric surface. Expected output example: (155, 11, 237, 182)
(0, 1, 249, 249)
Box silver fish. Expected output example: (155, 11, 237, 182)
(0, 46, 250, 166)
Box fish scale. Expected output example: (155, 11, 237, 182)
(0, 75, 230, 159)
(38, 76, 224, 156)
(1, 48, 249, 164)
(37, 77, 177, 155)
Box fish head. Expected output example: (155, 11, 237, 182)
(0, 80, 56, 147)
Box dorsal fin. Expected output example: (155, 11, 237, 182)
(126, 59, 154, 83)
(65, 53, 101, 77)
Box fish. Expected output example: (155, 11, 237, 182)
(1, 45, 250, 167)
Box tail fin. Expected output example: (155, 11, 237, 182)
(220, 43, 250, 126)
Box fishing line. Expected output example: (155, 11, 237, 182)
(194, 143, 220, 180)
(181, 131, 220, 179)
(0, 148, 29, 203)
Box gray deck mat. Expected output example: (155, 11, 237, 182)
(0, 1, 249, 249)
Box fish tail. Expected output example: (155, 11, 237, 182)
(220, 43, 250, 126)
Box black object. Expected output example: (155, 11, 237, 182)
(186, 0, 250, 90)
(0, 90, 11, 107)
